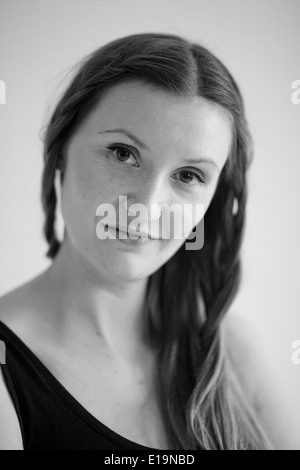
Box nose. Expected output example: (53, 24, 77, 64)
(126, 199, 161, 219)
(122, 176, 167, 218)
(119, 177, 168, 237)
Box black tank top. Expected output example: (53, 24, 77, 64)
(0, 321, 161, 450)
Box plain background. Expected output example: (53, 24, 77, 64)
(0, 0, 299, 444)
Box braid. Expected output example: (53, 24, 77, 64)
(41, 149, 62, 259)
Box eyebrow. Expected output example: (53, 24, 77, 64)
(98, 128, 220, 171)
(98, 128, 149, 151)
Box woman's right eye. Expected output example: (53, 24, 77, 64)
(107, 145, 139, 167)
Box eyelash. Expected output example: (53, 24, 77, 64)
(106, 145, 206, 186)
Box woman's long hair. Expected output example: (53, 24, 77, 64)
(41, 33, 272, 449)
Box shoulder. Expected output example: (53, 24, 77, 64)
(0, 286, 29, 450)
(222, 313, 262, 392)
(0, 272, 49, 339)
(0, 274, 52, 450)
(222, 312, 300, 450)
(0, 366, 24, 449)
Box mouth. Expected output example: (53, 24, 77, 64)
(110, 225, 160, 240)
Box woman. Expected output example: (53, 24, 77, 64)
(0, 32, 289, 450)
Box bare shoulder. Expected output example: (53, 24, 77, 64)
(222, 312, 300, 450)
(0, 272, 52, 450)
(0, 283, 36, 450)
(0, 366, 24, 449)
(0, 272, 49, 338)
(222, 313, 262, 388)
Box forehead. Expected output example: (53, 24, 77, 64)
(80, 81, 232, 163)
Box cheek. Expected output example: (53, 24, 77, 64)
(169, 186, 217, 243)
(200, 178, 220, 215)
(61, 159, 123, 249)
(178, 192, 214, 238)
(60, 163, 97, 241)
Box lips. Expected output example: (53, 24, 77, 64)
(109, 224, 160, 240)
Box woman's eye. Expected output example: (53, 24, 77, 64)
(106, 146, 205, 187)
(176, 170, 205, 186)
(107, 145, 138, 166)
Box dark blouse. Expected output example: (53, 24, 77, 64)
(0, 321, 160, 450)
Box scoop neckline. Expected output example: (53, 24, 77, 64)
(0, 320, 164, 451)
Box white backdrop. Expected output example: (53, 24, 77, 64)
(0, 0, 299, 435)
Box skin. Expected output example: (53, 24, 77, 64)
(1, 80, 299, 450)
(0, 80, 233, 449)
(55, 80, 231, 354)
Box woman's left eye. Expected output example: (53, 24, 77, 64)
(107, 145, 138, 166)
(176, 170, 205, 186)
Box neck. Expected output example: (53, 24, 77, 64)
(41, 234, 151, 363)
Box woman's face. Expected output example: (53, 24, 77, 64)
(61, 80, 232, 282)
